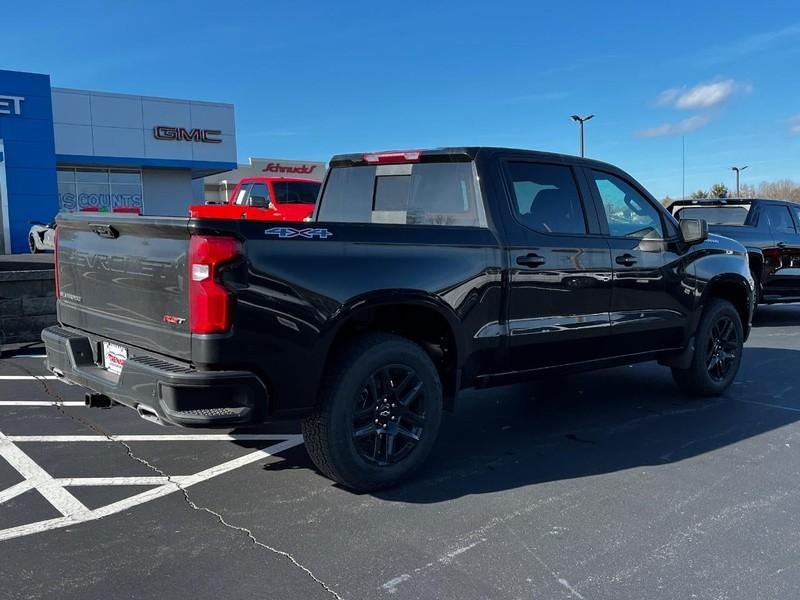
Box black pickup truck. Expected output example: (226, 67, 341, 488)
(670, 198, 800, 304)
(44, 148, 754, 490)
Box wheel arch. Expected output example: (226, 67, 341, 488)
(320, 293, 464, 410)
(699, 274, 753, 339)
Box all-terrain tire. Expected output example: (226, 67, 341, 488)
(672, 298, 743, 397)
(302, 333, 443, 491)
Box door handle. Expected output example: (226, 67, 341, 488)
(241, 212, 247, 219)
(615, 253, 638, 266)
(516, 254, 546, 268)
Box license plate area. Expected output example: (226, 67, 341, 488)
(102, 341, 128, 375)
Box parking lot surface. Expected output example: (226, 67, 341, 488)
(2, 305, 800, 599)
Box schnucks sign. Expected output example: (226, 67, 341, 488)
(262, 162, 318, 175)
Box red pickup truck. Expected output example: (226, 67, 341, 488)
(190, 176, 321, 221)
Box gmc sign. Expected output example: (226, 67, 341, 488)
(153, 126, 222, 143)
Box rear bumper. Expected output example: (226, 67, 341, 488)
(42, 325, 267, 427)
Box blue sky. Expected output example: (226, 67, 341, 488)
(4, 0, 799, 198)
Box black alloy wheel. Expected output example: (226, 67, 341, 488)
(301, 332, 443, 491)
(671, 298, 744, 397)
(705, 316, 739, 382)
(352, 365, 427, 466)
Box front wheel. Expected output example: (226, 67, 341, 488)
(672, 299, 743, 396)
(29, 234, 40, 254)
(302, 333, 443, 491)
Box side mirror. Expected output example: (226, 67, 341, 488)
(680, 218, 708, 245)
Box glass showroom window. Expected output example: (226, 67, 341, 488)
(57, 167, 143, 213)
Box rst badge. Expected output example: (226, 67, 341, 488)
(265, 227, 333, 239)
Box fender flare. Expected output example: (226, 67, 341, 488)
(319, 290, 466, 365)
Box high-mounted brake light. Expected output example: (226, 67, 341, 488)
(363, 150, 421, 164)
(188, 235, 241, 334)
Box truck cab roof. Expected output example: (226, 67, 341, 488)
(329, 147, 625, 173)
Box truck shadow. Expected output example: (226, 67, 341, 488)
(247, 305, 800, 502)
(251, 344, 800, 502)
(368, 344, 799, 503)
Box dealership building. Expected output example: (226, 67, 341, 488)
(0, 68, 239, 254)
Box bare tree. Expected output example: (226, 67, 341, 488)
(737, 183, 758, 199)
(757, 179, 800, 202)
(682, 179, 800, 203)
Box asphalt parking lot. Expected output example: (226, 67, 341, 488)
(2, 306, 800, 600)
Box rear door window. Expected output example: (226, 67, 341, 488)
(505, 162, 587, 235)
(272, 181, 320, 205)
(318, 162, 486, 227)
(792, 206, 800, 229)
(763, 206, 797, 234)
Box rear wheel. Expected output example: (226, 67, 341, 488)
(302, 333, 443, 491)
(672, 298, 743, 396)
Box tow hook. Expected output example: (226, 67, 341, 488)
(85, 393, 115, 409)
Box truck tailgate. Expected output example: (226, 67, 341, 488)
(55, 212, 192, 361)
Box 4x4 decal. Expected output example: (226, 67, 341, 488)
(265, 227, 333, 239)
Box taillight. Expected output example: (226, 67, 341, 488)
(188, 235, 241, 334)
(54, 226, 60, 300)
(363, 150, 421, 164)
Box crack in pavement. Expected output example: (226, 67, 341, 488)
(9, 362, 344, 600)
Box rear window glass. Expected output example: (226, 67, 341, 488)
(273, 181, 321, 205)
(317, 162, 486, 227)
(674, 205, 750, 225)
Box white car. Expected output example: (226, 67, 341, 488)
(28, 221, 56, 253)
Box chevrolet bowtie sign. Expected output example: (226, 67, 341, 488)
(0, 95, 24, 116)
(153, 126, 222, 143)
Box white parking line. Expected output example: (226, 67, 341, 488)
(0, 401, 84, 407)
(0, 479, 36, 504)
(0, 376, 59, 380)
(53, 476, 178, 486)
(5, 434, 299, 442)
(0, 432, 304, 542)
(0, 431, 89, 517)
(737, 398, 800, 413)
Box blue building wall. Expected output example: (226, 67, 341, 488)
(0, 69, 58, 253)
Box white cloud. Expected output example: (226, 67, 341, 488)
(790, 116, 800, 136)
(636, 115, 712, 138)
(675, 80, 736, 109)
(657, 80, 748, 110)
(700, 24, 800, 66)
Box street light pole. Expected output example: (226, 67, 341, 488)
(570, 114, 594, 157)
(731, 165, 748, 197)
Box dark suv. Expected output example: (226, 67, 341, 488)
(45, 148, 754, 490)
